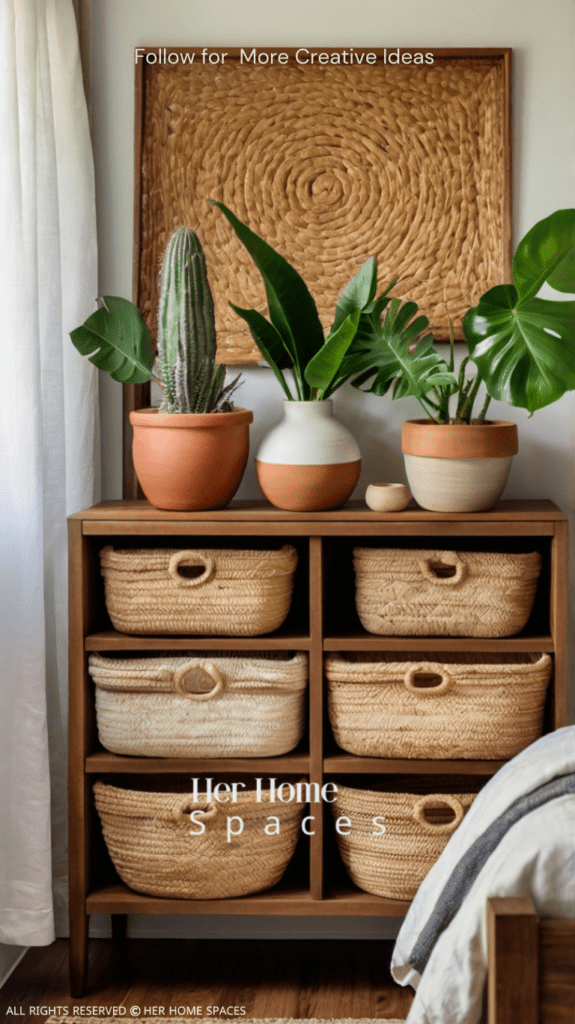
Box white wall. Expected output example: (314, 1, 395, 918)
(90, 0, 575, 937)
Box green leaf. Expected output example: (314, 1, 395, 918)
(464, 208, 575, 413)
(209, 200, 325, 379)
(464, 288, 575, 412)
(330, 257, 378, 334)
(229, 303, 294, 399)
(344, 297, 455, 402)
(69, 296, 154, 384)
(367, 279, 397, 319)
(513, 208, 575, 303)
(304, 311, 361, 391)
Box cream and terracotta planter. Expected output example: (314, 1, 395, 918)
(402, 419, 518, 512)
(256, 400, 361, 511)
(130, 407, 253, 511)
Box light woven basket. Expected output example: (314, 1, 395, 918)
(90, 651, 308, 758)
(94, 777, 305, 899)
(326, 651, 552, 760)
(353, 548, 542, 637)
(100, 545, 298, 635)
(332, 780, 476, 901)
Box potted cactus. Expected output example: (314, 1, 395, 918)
(70, 227, 251, 510)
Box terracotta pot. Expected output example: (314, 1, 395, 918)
(256, 400, 361, 511)
(130, 407, 253, 511)
(402, 419, 518, 512)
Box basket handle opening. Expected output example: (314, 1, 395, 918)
(413, 794, 464, 834)
(404, 665, 453, 696)
(419, 555, 467, 586)
(168, 551, 215, 588)
(174, 798, 219, 824)
(172, 660, 225, 700)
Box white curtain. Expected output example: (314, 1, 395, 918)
(0, 0, 98, 945)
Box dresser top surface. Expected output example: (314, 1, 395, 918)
(69, 498, 567, 523)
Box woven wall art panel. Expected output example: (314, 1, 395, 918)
(135, 50, 510, 363)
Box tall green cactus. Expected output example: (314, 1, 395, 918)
(157, 227, 236, 413)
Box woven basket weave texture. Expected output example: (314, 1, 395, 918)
(354, 548, 542, 637)
(100, 545, 298, 635)
(138, 59, 507, 359)
(332, 780, 476, 901)
(326, 651, 552, 760)
(94, 778, 305, 899)
(90, 651, 308, 758)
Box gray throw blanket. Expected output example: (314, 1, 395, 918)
(408, 771, 575, 975)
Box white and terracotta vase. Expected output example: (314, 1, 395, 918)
(402, 419, 518, 512)
(256, 401, 361, 511)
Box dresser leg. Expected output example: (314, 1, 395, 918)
(112, 913, 128, 943)
(69, 911, 89, 997)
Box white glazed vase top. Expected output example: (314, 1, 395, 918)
(257, 400, 361, 464)
(256, 401, 361, 511)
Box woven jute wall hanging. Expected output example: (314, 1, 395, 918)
(133, 48, 511, 368)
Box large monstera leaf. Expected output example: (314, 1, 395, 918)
(463, 209, 575, 413)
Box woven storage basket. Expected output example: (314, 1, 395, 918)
(326, 651, 552, 760)
(353, 547, 542, 637)
(90, 651, 308, 758)
(100, 545, 298, 635)
(332, 779, 476, 900)
(94, 777, 305, 899)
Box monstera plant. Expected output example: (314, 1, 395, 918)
(463, 208, 575, 414)
(350, 208, 575, 512)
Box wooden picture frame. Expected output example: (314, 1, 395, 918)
(124, 47, 511, 499)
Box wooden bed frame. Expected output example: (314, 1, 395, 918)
(488, 897, 575, 1023)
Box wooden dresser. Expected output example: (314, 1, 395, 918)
(68, 499, 568, 995)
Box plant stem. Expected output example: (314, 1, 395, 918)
(477, 393, 492, 422)
(417, 396, 439, 421)
(292, 368, 305, 401)
(456, 376, 474, 421)
(459, 374, 482, 422)
(447, 319, 455, 372)
(433, 384, 451, 423)
(267, 363, 294, 400)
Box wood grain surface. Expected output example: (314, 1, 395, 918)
(67, 500, 568, 995)
(488, 898, 575, 1024)
(0, 938, 413, 1021)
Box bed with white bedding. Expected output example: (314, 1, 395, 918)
(391, 726, 575, 1024)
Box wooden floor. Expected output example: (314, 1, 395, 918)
(0, 938, 413, 1021)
